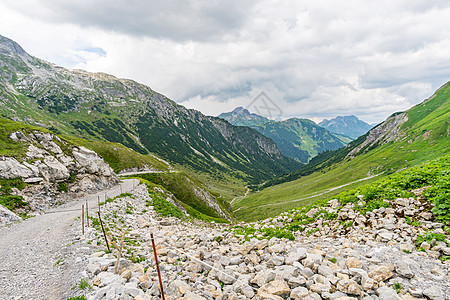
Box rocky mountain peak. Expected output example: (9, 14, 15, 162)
(319, 115, 374, 139)
(0, 34, 27, 56)
(231, 106, 250, 114)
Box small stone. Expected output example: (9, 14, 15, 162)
(369, 265, 393, 282)
(336, 279, 362, 296)
(377, 229, 394, 241)
(408, 287, 423, 298)
(310, 283, 331, 294)
(288, 276, 306, 288)
(259, 279, 291, 296)
(120, 269, 132, 281)
(441, 247, 450, 256)
(184, 291, 207, 300)
(420, 241, 431, 251)
(423, 287, 445, 300)
(376, 286, 400, 300)
(290, 286, 309, 299)
(318, 265, 335, 277)
(345, 257, 362, 269)
(395, 261, 414, 279)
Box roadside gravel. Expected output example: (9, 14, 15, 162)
(0, 179, 138, 300)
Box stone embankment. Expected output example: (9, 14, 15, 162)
(79, 184, 449, 300)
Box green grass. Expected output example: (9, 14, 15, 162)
(0, 178, 30, 215)
(230, 154, 450, 241)
(0, 118, 51, 157)
(63, 135, 170, 173)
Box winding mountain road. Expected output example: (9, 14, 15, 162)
(0, 179, 138, 300)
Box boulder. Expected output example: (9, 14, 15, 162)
(0, 204, 22, 226)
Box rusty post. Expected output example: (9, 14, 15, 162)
(97, 211, 110, 252)
(98, 195, 100, 212)
(150, 233, 166, 300)
(81, 204, 84, 236)
(86, 199, 89, 227)
(114, 232, 126, 274)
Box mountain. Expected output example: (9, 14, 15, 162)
(219, 107, 349, 163)
(252, 118, 349, 163)
(0, 34, 301, 183)
(218, 107, 269, 127)
(319, 115, 374, 139)
(234, 82, 450, 220)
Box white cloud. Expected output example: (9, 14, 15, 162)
(1, 0, 450, 124)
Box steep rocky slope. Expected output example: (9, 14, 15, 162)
(0, 34, 300, 182)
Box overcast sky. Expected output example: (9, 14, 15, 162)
(1, 0, 450, 123)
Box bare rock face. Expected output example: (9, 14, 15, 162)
(0, 130, 118, 213)
(72, 147, 114, 177)
(0, 157, 34, 179)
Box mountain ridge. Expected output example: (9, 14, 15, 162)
(319, 115, 374, 139)
(218, 107, 350, 163)
(0, 34, 301, 183)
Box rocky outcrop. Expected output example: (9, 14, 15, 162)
(0, 205, 21, 227)
(347, 112, 408, 157)
(0, 130, 118, 213)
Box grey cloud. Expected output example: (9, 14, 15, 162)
(4, 0, 450, 123)
(6, 0, 258, 42)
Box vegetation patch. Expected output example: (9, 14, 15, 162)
(0, 178, 30, 217)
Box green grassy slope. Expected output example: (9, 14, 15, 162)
(231, 154, 450, 241)
(234, 82, 450, 221)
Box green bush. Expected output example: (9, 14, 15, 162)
(58, 182, 68, 192)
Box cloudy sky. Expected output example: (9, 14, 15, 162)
(1, 0, 450, 123)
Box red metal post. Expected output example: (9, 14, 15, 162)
(97, 211, 110, 252)
(150, 233, 166, 300)
(86, 199, 89, 227)
(81, 204, 84, 235)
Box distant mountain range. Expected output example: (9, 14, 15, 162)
(318, 115, 374, 139)
(218, 107, 351, 163)
(0, 34, 301, 183)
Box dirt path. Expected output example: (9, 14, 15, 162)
(257, 173, 382, 208)
(230, 187, 250, 204)
(0, 179, 138, 300)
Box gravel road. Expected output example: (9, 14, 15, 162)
(0, 179, 139, 300)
